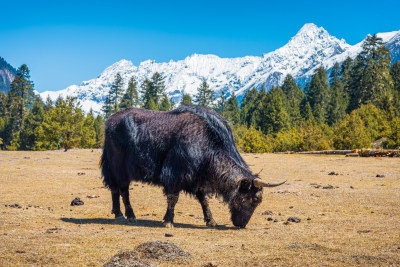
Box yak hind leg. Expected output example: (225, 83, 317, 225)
(163, 193, 179, 228)
(111, 189, 123, 219)
(196, 190, 217, 227)
(120, 187, 137, 223)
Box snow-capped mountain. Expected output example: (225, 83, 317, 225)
(40, 23, 400, 114)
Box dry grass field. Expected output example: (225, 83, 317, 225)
(0, 149, 399, 266)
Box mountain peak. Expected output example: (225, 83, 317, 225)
(291, 23, 329, 42)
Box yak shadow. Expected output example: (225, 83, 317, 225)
(60, 217, 234, 230)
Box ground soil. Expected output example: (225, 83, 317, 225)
(0, 149, 399, 266)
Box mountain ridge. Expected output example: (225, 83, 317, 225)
(39, 23, 400, 113)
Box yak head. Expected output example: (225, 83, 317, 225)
(229, 176, 285, 228)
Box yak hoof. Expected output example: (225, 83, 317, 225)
(164, 222, 174, 228)
(206, 219, 217, 227)
(115, 215, 125, 220)
(127, 217, 137, 223)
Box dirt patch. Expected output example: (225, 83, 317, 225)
(104, 241, 190, 266)
(104, 250, 152, 267)
(135, 240, 191, 264)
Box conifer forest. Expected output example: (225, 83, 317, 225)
(1, 35, 399, 152)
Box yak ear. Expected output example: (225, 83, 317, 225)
(239, 178, 252, 192)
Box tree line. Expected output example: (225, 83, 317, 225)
(0, 34, 399, 152)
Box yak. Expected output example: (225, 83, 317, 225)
(100, 105, 285, 228)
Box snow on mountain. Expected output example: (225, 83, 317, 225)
(40, 23, 400, 114)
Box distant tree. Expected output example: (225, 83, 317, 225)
(120, 76, 139, 109)
(259, 86, 290, 134)
(4, 64, 35, 148)
(391, 61, 400, 113)
(93, 115, 105, 148)
(348, 34, 393, 111)
(240, 87, 260, 127)
(19, 97, 44, 150)
(225, 91, 240, 125)
(327, 62, 348, 125)
(38, 96, 85, 151)
(194, 81, 215, 108)
(109, 73, 124, 113)
(305, 66, 331, 124)
(216, 90, 228, 117)
(80, 110, 96, 148)
(180, 93, 193, 106)
(101, 94, 113, 118)
(159, 94, 171, 111)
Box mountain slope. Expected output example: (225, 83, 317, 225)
(0, 57, 16, 94)
(40, 23, 400, 114)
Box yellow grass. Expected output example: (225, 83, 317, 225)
(0, 149, 399, 266)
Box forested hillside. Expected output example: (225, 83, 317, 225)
(1, 35, 399, 152)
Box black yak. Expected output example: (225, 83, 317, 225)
(100, 105, 285, 228)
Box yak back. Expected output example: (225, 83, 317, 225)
(101, 105, 248, 194)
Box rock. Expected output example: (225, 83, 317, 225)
(70, 197, 84, 206)
(267, 217, 273, 221)
(77, 172, 85, 176)
(322, 185, 334, 189)
(307, 217, 311, 221)
(328, 171, 339, 175)
(273, 219, 278, 223)
(165, 233, 174, 237)
(289, 206, 294, 209)
(261, 210, 273, 215)
(350, 186, 354, 189)
(376, 174, 385, 178)
(288, 217, 301, 223)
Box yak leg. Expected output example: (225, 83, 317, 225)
(196, 190, 217, 227)
(163, 193, 179, 228)
(120, 187, 136, 223)
(111, 189, 123, 219)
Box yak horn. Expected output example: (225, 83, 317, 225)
(253, 178, 286, 188)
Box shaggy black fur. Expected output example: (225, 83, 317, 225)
(101, 105, 263, 228)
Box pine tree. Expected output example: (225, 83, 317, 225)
(120, 76, 139, 109)
(159, 94, 171, 111)
(180, 93, 193, 106)
(305, 66, 331, 124)
(5, 64, 35, 147)
(259, 86, 290, 134)
(109, 73, 124, 113)
(240, 87, 259, 127)
(282, 75, 304, 126)
(327, 62, 348, 125)
(93, 115, 105, 148)
(349, 34, 393, 111)
(102, 94, 113, 118)
(391, 61, 400, 113)
(340, 57, 353, 94)
(140, 72, 166, 110)
(217, 90, 228, 117)
(194, 81, 215, 108)
(150, 72, 166, 105)
(225, 91, 240, 125)
(19, 96, 44, 150)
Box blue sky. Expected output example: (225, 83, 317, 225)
(1, 0, 400, 93)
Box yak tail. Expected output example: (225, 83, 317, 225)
(100, 145, 116, 190)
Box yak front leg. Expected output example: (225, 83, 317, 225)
(163, 193, 179, 228)
(111, 189, 123, 219)
(120, 187, 136, 223)
(196, 190, 217, 227)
